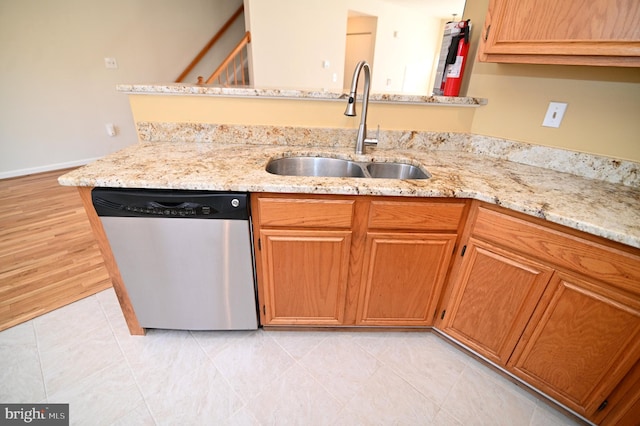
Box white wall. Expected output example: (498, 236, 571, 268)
(244, 0, 347, 91)
(0, 0, 242, 178)
(245, 0, 464, 95)
(182, 3, 246, 84)
(344, 16, 378, 91)
(350, 0, 443, 94)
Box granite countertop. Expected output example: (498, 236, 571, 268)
(116, 84, 488, 106)
(59, 141, 640, 249)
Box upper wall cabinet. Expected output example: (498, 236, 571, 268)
(478, 0, 640, 67)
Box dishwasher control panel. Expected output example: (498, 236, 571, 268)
(92, 188, 249, 220)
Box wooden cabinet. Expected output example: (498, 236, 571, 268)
(253, 193, 640, 421)
(600, 360, 640, 425)
(252, 196, 356, 325)
(439, 202, 640, 422)
(478, 0, 640, 66)
(259, 229, 351, 325)
(356, 233, 456, 326)
(509, 272, 640, 419)
(251, 194, 467, 327)
(442, 238, 554, 365)
(355, 200, 464, 326)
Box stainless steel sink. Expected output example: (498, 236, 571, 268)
(265, 156, 430, 180)
(366, 162, 431, 179)
(265, 157, 366, 178)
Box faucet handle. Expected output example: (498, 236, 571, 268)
(365, 125, 379, 146)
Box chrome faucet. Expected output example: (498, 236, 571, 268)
(344, 60, 378, 154)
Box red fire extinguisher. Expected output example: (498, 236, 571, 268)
(442, 19, 471, 97)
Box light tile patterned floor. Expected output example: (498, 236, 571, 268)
(0, 288, 585, 425)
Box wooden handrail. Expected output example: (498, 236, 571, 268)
(206, 31, 251, 85)
(175, 4, 244, 83)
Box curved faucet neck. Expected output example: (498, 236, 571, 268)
(344, 61, 373, 155)
(348, 61, 370, 100)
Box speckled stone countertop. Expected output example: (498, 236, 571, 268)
(116, 84, 487, 106)
(59, 134, 640, 249)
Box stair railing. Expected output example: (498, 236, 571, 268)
(175, 4, 244, 83)
(203, 31, 251, 86)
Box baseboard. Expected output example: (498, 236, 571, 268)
(0, 157, 102, 180)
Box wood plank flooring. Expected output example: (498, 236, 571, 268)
(0, 169, 111, 331)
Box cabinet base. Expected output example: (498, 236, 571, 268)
(261, 325, 432, 332)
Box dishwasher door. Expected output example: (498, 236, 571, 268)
(94, 189, 258, 331)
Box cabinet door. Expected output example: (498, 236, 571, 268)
(600, 360, 640, 426)
(480, 0, 640, 66)
(356, 233, 457, 326)
(442, 238, 554, 365)
(259, 229, 352, 325)
(508, 272, 640, 419)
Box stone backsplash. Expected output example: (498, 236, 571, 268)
(135, 121, 640, 188)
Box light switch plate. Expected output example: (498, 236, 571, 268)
(542, 102, 568, 128)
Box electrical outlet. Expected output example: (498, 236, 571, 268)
(105, 123, 116, 137)
(542, 102, 568, 128)
(104, 57, 118, 69)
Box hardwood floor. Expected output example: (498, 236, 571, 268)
(0, 169, 111, 331)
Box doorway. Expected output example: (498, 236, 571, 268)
(344, 14, 377, 91)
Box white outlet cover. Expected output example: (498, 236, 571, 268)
(105, 123, 116, 137)
(104, 57, 118, 69)
(542, 102, 568, 128)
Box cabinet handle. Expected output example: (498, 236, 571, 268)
(597, 400, 608, 411)
(484, 24, 491, 41)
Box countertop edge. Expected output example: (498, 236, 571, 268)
(57, 143, 640, 250)
(58, 174, 640, 250)
(115, 84, 488, 106)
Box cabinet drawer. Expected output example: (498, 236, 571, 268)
(473, 206, 640, 294)
(257, 197, 354, 228)
(368, 200, 465, 231)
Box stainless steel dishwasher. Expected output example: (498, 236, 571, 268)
(92, 188, 258, 330)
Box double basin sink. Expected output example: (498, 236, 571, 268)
(266, 156, 430, 180)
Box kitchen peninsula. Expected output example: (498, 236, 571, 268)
(59, 130, 640, 246)
(59, 86, 640, 425)
(60, 85, 640, 248)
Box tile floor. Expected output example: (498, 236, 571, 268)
(0, 288, 585, 425)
